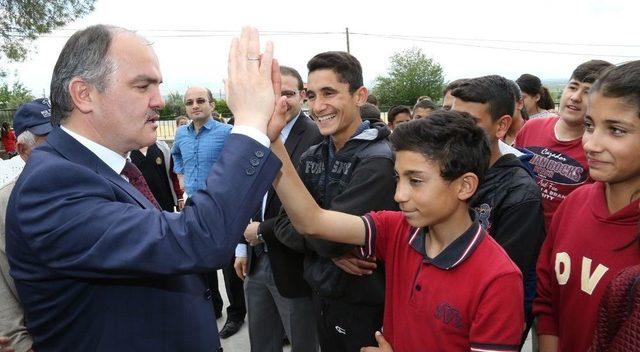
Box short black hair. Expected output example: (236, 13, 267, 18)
(570, 60, 613, 84)
(451, 75, 515, 122)
(359, 103, 383, 124)
(591, 60, 640, 117)
(205, 88, 215, 103)
(413, 99, 439, 112)
(307, 51, 363, 93)
(366, 94, 379, 106)
(390, 110, 491, 185)
(280, 65, 304, 91)
(443, 78, 469, 96)
(387, 105, 411, 124)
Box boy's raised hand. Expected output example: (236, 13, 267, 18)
(360, 331, 393, 352)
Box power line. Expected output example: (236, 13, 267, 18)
(351, 33, 640, 59)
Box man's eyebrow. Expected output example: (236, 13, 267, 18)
(131, 75, 161, 84)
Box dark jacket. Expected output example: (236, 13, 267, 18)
(271, 122, 398, 305)
(248, 112, 323, 298)
(469, 153, 545, 279)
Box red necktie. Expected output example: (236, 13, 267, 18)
(121, 161, 162, 210)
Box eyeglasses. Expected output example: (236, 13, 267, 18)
(281, 90, 299, 98)
(185, 98, 208, 106)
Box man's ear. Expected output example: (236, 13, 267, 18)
(16, 142, 32, 162)
(299, 89, 307, 100)
(456, 172, 479, 201)
(495, 114, 512, 140)
(68, 78, 95, 114)
(354, 86, 368, 107)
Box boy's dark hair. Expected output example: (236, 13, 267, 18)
(359, 103, 383, 124)
(591, 60, 640, 117)
(307, 51, 363, 93)
(390, 110, 491, 185)
(205, 88, 215, 103)
(571, 60, 613, 84)
(443, 78, 468, 96)
(280, 65, 304, 91)
(387, 105, 411, 124)
(366, 94, 379, 106)
(451, 75, 515, 122)
(413, 99, 439, 112)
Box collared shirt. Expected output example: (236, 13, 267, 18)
(61, 126, 126, 174)
(171, 118, 232, 196)
(357, 210, 523, 352)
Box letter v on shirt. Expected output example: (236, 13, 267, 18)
(555, 253, 609, 295)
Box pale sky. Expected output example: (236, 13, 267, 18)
(3, 0, 639, 98)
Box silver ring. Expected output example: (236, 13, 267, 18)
(247, 56, 260, 61)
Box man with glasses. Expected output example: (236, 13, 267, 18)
(172, 86, 246, 339)
(234, 66, 321, 352)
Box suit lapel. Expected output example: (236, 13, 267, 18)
(263, 113, 308, 209)
(47, 127, 155, 209)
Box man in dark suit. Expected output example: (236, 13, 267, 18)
(234, 66, 321, 352)
(5, 25, 284, 352)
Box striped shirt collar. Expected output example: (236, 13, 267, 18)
(409, 210, 485, 270)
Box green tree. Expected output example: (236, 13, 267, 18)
(0, 80, 34, 110)
(372, 47, 445, 108)
(214, 99, 231, 117)
(159, 91, 185, 119)
(0, 0, 96, 61)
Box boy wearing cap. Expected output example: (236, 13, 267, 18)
(0, 98, 53, 352)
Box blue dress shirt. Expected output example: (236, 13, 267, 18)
(172, 118, 232, 196)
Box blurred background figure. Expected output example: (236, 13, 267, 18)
(411, 99, 438, 119)
(516, 73, 556, 119)
(359, 103, 383, 125)
(175, 115, 190, 127)
(387, 105, 411, 130)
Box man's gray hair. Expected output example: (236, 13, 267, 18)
(49, 24, 126, 125)
(16, 130, 37, 150)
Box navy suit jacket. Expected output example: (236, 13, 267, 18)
(6, 127, 281, 352)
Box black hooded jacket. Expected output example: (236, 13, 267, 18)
(469, 153, 545, 280)
(271, 122, 398, 305)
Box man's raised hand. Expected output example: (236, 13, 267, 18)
(226, 27, 276, 135)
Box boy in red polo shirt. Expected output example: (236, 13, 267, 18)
(271, 110, 524, 352)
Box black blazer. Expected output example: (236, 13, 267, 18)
(246, 111, 322, 298)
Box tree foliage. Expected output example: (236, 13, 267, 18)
(159, 91, 186, 119)
(0, 80, 34, 110)
(0, 0, 96, 61)
(214, 99, 231, 117)
(372, 47, 445, 108)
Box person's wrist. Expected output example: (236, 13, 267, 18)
(233, 116, 268, 133)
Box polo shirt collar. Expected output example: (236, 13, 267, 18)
(408, 210, 485, 270)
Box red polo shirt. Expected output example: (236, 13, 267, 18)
(359, 211, 524, 352)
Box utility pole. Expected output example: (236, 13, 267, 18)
(345, 27, 350, 53)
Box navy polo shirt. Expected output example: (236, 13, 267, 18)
(359, 210, 524, 352)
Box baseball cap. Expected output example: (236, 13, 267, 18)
(13, 98, 53, 137)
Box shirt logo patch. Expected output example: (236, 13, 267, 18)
(434, 303, 463, 329)
(475, 203, 492, 230)
(335, 325, 347, 335)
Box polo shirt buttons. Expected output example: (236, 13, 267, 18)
(204, 288, 212, 300)
(245, 167, 256, 176)
(415, 284, 421, 291)
(250, 157, 260, 167)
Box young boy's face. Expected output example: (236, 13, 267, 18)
(306, 69, 364, 140)
(583, 92, 640, 186)
(412, 107, 432, 120)
(394, 150, 463, 228)
(558, 79, 591, 127)
(451, 99, 505, 143)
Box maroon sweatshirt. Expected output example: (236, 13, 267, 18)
(534, 182, 640, 351)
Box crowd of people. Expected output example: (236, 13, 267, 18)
(0, 25, 638, 352)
